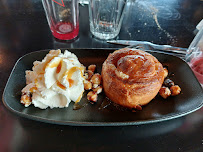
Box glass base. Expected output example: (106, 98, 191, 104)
(90, 23, 119, 40)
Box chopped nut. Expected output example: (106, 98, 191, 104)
(84, 80, 92, 90)
(84, 73, 88, 80)
(90, 73, 101, 85)
(88, 64, 96, 73)
(87, 70, 94, 80)
(92, 84, 99, 89)
(21, 93, 32, 107)
(159, 86, 171, 99)
(170, 85, 181, 96)
(87, 91, 97, 102)
(163, 79, 174, 88)
(163, 67, 168, 78)
(92, 86, 103, 94)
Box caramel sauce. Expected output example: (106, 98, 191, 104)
(25, 96, 30, 101)
(73, 100, 88, 110)
(43, 50, 61, 70)
(39, 76, 43, 80)
(29, 86, 37, 93)
(56, 81, 66, 90)
(48, 59, 62, 68)
(66, 67, 84, 78)
(68, 79, 74, 87)
(43, 56, 56, 71)
(34, 79, 39, 87)
(75, 91, 83, 103)
(73, 91, 88, 110)
(73, 102, 82, 110)
(65, 66, 84, 87)
(56, 60, 62, 73)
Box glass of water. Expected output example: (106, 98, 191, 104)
(88, 0, 128, 40)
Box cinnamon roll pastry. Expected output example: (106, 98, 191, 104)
(102, 48, 165, 109)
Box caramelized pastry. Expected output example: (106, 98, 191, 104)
(102, 48, 165, 109)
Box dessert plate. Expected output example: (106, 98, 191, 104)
(3, 48, 203, 126)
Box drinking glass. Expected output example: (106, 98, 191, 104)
(186, 26, 203, 87)
(42, 0, 79, 40)
(88, 0, 128, 40)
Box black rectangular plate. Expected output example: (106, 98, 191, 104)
(2, 48, 203, 126)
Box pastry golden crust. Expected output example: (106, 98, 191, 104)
(102, 48, 165, 109)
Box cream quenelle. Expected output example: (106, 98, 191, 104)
(21, 49, 85, 109)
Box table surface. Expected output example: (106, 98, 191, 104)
(0, 0, 203, 151)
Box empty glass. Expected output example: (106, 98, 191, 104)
(88, 0, 128, 40)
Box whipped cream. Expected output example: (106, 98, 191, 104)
(21, 49, 85, 109)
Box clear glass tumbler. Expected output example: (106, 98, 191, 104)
(42, 0, 79, 40)
(88, 0, 128, 40)
(186, 27, 203, 87)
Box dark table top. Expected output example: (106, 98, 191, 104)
(0, 0, 203, 151)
